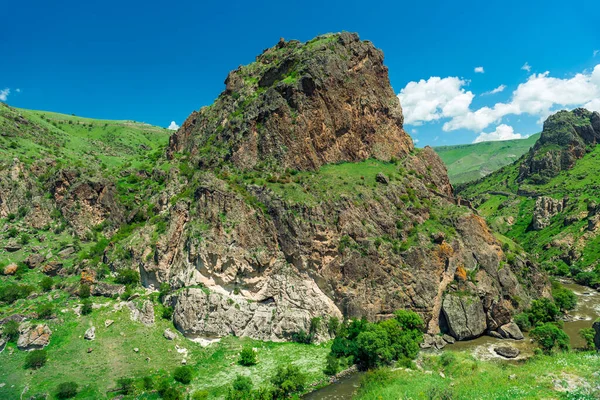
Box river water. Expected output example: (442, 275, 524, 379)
(305, 281, 600, 399)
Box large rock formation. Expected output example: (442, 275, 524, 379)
(107, 33, 548, 342)
(532, 196, 566, 230)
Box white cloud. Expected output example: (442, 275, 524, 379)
(15, 88, 21, 93)
(594, 50, 599, 57)
(473, 124, 523, 143)
(167, 121, 180, 130)
(474, 66, 485, 73)
(411, 128, 418, 134)
(0, 88, 9, 101)
(413, 138, 419, 144)
(521, 62, 531, 72)
(397, 76, 474, 125)
(483, 84, 506, 95)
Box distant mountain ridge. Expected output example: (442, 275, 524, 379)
(434, 133, 540, 184)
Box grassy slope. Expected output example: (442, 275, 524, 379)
(434, 133, 539, 184)
(356, 351, 600, 399)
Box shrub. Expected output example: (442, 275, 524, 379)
(514, 312, 532, 332)
(173, 366, 193, 384)
(239, 345, 257, 366)
(394, 310, 425, 331)
(40, 276, 54, 292)
(328, 316, 340, 336)
(552, 286, 577, 311)
(162, 306, 174, 320)
(271, 365, 306, 398)
(55, 382, 78, 399)
(440, 351, 456, 367)
(529, 298, 559, 325)
(142, 375, 154, 390)
(115, 269, 139, 285)
(159, 282, 171, 301)
(530, 323, 570, 353)
(0, 284, 34, 304)
(116, 377, 134, 395)
(25, 349, 48, 369)
(36, 303, 53, 319)
(323, 353, 339, 376)
(226, 375, 253, 400)
(79, 284, 91, 299)
(192, 391, 209, 400)
(162, 387, 182, 400)
(579, 328, 595, 350)
(3, 320, 20, 341)
(81, 299, 93, 315)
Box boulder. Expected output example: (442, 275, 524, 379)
(375, 172, 389, 185)
(104, 319, 114, 328)
(442, 334, 455, 344)
(24, 253, 45, 269)
(84, 326, 96, 340)
(127, 300, 155, 326)
(57, 246, 75, 258)
(91, 282, 125, 297)
(163, 328, 177, 340)
(4, 240, 22, 252)
(42, 261, 63, 276)
(433, 335, 447, 350)
(2, 263, 17, 275)
(17, 323, 51, 350)
(488, 330, 503, 339)
(494, 346, 520, 358)
(442, 293, 486, 340)
(498, 322, 524, 340)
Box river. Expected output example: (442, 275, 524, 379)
(305, 281, 600, 399)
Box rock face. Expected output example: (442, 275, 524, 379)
(519, 108, 600, 181)
(442, 293, 487, 340)
(494, 346, 519, 358)
(106, 33, 548, 342)
(532, 196, 565, 230)
(127, 300, 155, 326)
(17, 323, 51, 350)
(91, 282, 125, 297)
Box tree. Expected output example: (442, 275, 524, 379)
(24, 349, 47, 369)
(529, 298, 559, 325)
(3, 320, 20, 342)
(36, 303, 53, 319)
(579, 328, 595, 350)
(530, 323, 570, 353)
(79, 284, 91, 299)
(323, 353, 339, 376)
(394, 310, 425, 331)
(552, 287, 577, 311)
(514, 312, 532, 332)
(239, 345, 257, 366)
(226, 375, 253, 400)
(173, 366, 193, 384)
(81, 299, 93, 315)
(115, 269, 139, 285)
(271, 365, 306, 399)
(40, 276, 54, 292)
(56, 382, 78, 399)
(356, 325, 395, 369)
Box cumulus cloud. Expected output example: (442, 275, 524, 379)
(473, 124, 523, 143)
(167, 121, 180, 130)
(482, 84, 506, 95)
(397, 77, 474, 125)
(474, 66, 485, 73)
(521, 62, 531, 72)
(0, 88, 9, 101)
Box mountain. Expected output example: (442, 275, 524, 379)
(434, 133, 540, 184)
(458, 108, 600, 286)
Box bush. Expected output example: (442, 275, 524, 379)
(514, 312, 532, 332)
(79, 284, 91, 299)
(142, 375, 154, 390)
(159, 283, 171, 302)
(55, 382, 78, 399)
(116, 378, 134, 395)
(0, 284, 34, 304)
(579, 328, 595, 350)
(36, 303, 53, 319)
(440, 351, 456, 367)
(162, 306, 174, 320)
(40, 276, 54, 292)
(3, 320, 20, 341)
(529, 298, 559, 325)
(81, 299, 93, 315)
(239, 345, 257, 366)
(173, 366, 193, 384)
(552, 286, 577, 311)
(328, 316, 340, 336)
(226, 375, 253, 400)
(25, 349, 48, 369)
(530, 323, 570, 353)
(192, 391, 209, 400)
(162, 387, 182, 400)
(115, 269, 140, 285)
(271, 365, 306, 398)
(323, 353, 339, 376)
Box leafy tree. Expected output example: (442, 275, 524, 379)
(323, 353, 339, 376)
(226, 375, 253, 400)
(40, 276, 54, 292)
(239, 345, 257, 366)
(529, 298, 559, 325)
(79, 284, 91, 299)
(3, 320, 20, 342)
(81, 299, 93, 315)
(173, 366, 193, 384)
(530, 323, 570, 353)
(514, 312, 532, 332)
(115, 269, 139, 285)
(552, 287, 577, 311)
(271, 365, 306, 399)
(36, 303, 53, 319)
(55, 382, 78, 399)
(24, 349, 48, 369)
(579, 328, 595, 350)
(328, 316, 340, 336)
(356, 324, 395, 369)
(394, 310, 425, 331)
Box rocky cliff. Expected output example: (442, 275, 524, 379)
(104, 33, 548, 342)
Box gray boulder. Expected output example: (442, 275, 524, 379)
(17, 323, 51, 350)
(84, 326, 96, 340)
(163, 328, 177, 340)
(91, 282, 125, 297)
(127, 300, 155, 326)
(442, 293, 486, 340)
(494, 346, 519, 358)
(442, 334, 455, 344)
(498, 322, 524, 340)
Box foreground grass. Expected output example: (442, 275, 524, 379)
(356, 351, 600, 399)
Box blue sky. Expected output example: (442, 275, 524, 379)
(1, 0, 599, 146)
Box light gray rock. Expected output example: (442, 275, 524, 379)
(442, 334, 455, 344)
(104, 319, 114, 328)
(91, 282, 125, 298)
(494, 346, 519, 358)
(433, 335, 446, 350)
(163, 328, 177, 340)
(498, 322, 524, 340)
(17, 323, 51, 350)
(84, 326, 96, 340)
(488, 330, 503, 339)
(532, 196, 564, 230)
(442, 293, 486, 340)
(127, 300, 155, 326)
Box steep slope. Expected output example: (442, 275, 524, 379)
(434, 133, 539, 184)
(459, 108, 600, 286)
(104, 33, 548, 343)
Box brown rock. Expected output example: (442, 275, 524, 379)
(24, 253, 45, 269)
(17, 323, 51, 350)
(2, 263, 18, 275)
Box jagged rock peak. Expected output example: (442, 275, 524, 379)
(167, 32, 413, 171)
(519, 108, 600, 181)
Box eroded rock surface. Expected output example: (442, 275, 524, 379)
(17, 323, 51, 350)
(442, 293, 486, 340)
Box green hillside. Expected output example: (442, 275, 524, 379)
(434, 133, 540, 184)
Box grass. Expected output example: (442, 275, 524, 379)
(356, 351, 600, 399)
(434, 133, 539, 184)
